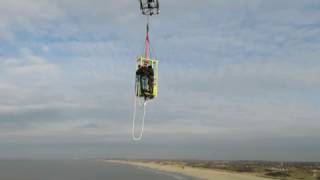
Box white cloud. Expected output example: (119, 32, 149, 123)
(1, 48, 60, 76)
(0, 0, 64, 41)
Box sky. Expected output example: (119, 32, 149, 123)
(0, 0, 320, 161)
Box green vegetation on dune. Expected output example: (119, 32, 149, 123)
(142, 160, 320, 180)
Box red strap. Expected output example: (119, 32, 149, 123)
(145, 24, 150, 64)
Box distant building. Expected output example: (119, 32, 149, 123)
(267, 167, 288, 172)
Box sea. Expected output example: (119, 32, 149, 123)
(0, 159, 198, 180)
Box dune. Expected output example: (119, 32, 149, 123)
(108, 160, 275, 180)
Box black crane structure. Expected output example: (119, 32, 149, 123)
(139, 0, 160, 16)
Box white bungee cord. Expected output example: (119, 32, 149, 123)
(132, 83, 148, 141)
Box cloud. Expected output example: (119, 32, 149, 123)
(0, 0, 64, 42)
(4, 49, 59, 76)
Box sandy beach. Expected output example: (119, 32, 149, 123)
(108, 160, 275, 180)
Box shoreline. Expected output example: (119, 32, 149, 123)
(107, 160, 275, 180)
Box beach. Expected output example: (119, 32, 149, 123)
(109, 160, 275, 180)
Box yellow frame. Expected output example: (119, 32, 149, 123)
(136, 56, 159, 98)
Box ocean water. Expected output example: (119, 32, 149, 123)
(0, 160, 197, 180)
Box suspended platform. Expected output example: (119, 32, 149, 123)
(135, 56, 159, 99)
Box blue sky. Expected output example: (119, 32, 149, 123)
(0, 0, 320, 161)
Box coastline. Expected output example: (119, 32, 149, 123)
(107, 160, 275, 180)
